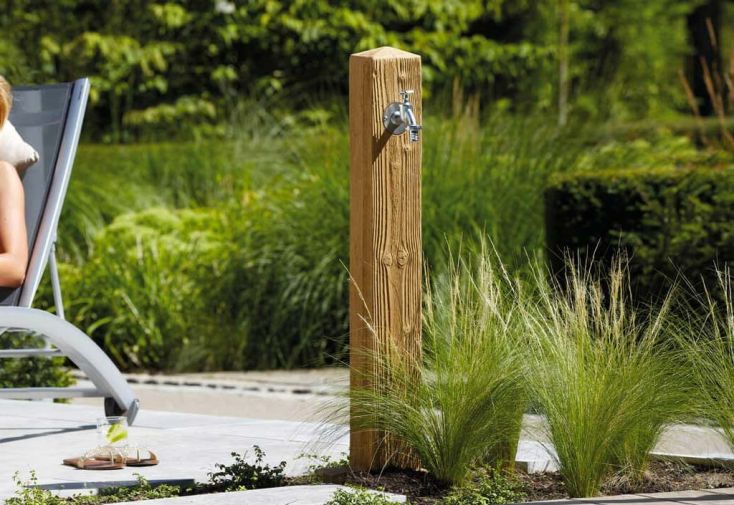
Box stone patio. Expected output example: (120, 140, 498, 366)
(529, 488, 734, 505)
(0, 399, 348, 500)
(3, 369, 734, 503)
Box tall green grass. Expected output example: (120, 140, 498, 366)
(683, 267, 734, 449)
(52, 108, 601, 371)
(522, 259, 693, 497)
(422, 110, 587, 273)
(345, 249, 527, 485)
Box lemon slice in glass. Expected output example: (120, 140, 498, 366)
(106, 423, 128, 444)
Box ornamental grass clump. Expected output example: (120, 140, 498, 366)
(347, 250, 527, 485)
(684, 268, 734, 449)
(522, 259, 691, 497)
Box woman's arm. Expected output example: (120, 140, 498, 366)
(0, 160, 27, 287)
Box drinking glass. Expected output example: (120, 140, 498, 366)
(97, 416, 129, 448)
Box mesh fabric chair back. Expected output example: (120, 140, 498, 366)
(0, 83, 74, 306)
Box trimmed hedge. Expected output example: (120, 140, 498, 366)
(545, 167, 734, 302)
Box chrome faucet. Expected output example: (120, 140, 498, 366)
(383, 89, 422, 142)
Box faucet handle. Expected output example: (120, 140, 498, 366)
(400, 89, 414, 103)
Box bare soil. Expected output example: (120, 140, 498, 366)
(328, 460, 734, 504)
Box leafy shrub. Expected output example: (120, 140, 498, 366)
(575, 131, 734, 171)
(443, 467, 526, 505)
(205, 446, 287, 492)
(60, 141, 255, 264)
(66, 207, 233, 371)
(522, 259, 693, 497)
(325, 488, 402, 505)
(0, 332, 73, 390)
(346, 248, 527, 484)
(545, 165, 734, 305)
(214, 163, 350, 369)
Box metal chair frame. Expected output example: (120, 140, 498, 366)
(0, 79, 139, 423)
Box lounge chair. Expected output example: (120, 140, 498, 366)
(0, 79, 139, 423)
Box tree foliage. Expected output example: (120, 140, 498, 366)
(0, 0, 715, 139)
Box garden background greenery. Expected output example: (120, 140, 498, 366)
(1, 0, 733, 372)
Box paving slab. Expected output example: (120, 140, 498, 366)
(111, 485, 405, 505)
(518, 416, 734, 473)
(706, 489, 734, 496)
(516, 439, 558, 473)
(0, 399, 348, 501)
(637, 490, 719, 500)
(581, 495, 688, 505)
(677, 494, 734, 505)
(73, 381, 335, 423)
(529, 490, 734, 505)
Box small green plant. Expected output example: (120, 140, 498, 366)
(7, 473, 180, 504)
(442, 467, 526, 505)
(6, 472, 63, 505)
(299, 452, 349, 472)
(346, 247, 527, 485)
(522, 258, 692, 497)
(89, 475, 180, 503)
(325, 488, 402, 505)
(296, 453, 349, 484)
(206, 446, 287, 492)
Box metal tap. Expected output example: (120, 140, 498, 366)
(383, 89, 422, 142)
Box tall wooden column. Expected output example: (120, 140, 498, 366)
(349, 47, 422, 471)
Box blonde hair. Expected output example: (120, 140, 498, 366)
(0, 76, 11, 127)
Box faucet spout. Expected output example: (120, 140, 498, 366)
(403, 105, 422, 143)
(383, 90, 422, 142)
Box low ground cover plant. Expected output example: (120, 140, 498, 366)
(204, 446, 287, 492)
(325, 488, 403, 505)
(9, 447, 289, 504)
(7, 473, 180, 505)
(442, 467, 527, 505)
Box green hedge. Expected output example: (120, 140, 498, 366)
(545, 167, 734, 302)
(0, 331, 73, 389)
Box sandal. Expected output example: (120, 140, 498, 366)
(97, 446, 159, 467)
(124, 447, 158, 467)
(63, 446, 126, 470)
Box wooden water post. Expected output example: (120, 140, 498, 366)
(349, 47, 422, 471)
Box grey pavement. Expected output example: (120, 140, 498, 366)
(0, 399, 349, 501)
(3, 368, 734, 503)
(112, 486, 406, 505)
(71, 369, 345, 422)
(529, 488, 734, 505)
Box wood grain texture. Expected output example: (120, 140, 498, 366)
(349, 47, 422, 472)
